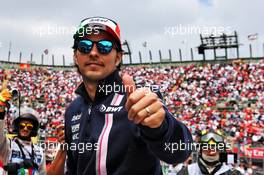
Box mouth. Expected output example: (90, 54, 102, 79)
(85, 62, 104, 66)
(20, 130, 30, 135)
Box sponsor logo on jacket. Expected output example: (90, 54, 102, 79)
(99, 104, 123, 113)
(71, 113, 82, 121)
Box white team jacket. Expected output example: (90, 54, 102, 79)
(187, 162, 232, 175)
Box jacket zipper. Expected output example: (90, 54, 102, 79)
(88, 103, 92, 115)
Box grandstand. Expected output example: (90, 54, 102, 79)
(0, 58, 263, 174)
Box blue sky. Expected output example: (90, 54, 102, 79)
(199, 0, 212, 6)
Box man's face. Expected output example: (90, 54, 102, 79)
(19, 120, 33, 137)
(74, 31, 122, 82)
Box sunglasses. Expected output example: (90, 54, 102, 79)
(200, 132, 224, 143)
(19, 123, 33, 130)
(77, 39, 115, 54)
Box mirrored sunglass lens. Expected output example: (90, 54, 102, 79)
(201, 133, 223, 142)
(20, 123, 33, 130)
(78, 40, 93, 53)
(20, 123, 26, 128)
(97, 40, 113, 53)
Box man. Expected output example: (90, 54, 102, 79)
(0, 89, 46, 175)
(65, 16, 193, 175)
(178, 130, 241, 175)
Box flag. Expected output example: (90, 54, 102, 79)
(142, 41, 147, 48)
(18, 168, 25, 175)
(28, 168, 33, 175)
(0, 161, 4, 175)
(20, 63, 30, 70)
(247, 33, 258, 41)
(43, 49, 49, 55)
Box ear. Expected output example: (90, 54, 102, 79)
(73, 52, 78, 65)
(115, 51, 123, 67)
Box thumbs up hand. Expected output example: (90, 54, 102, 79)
(122, 74, 165, 128)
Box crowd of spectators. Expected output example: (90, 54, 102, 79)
(123, 61, 264, 146)
(0, 59, 263, 173)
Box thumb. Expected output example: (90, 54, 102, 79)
(122, 74, 136, 97)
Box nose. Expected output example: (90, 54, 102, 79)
(89, 43, 99, 58)
(208, 150, 217, 155)
(23, 127, 29, 131)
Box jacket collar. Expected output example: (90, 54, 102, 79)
(75, 69, 123, 103)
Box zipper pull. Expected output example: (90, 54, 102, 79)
(88, 104, 92, 115)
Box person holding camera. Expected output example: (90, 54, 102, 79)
(178, 130, 241, 175)
(0, 89, 46, 175)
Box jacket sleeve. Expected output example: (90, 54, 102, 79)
(64, 107, 77, 175)
(139, 93, 193, 164)
(65, 150, 76, 175)
(0, 112, 11, 165)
